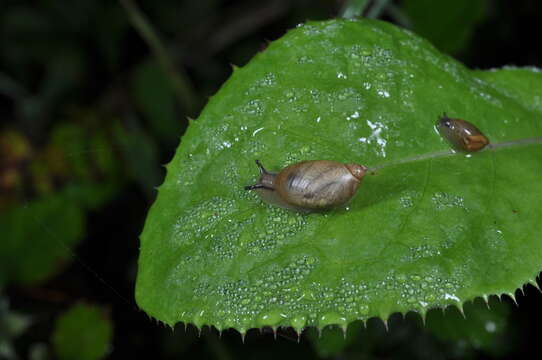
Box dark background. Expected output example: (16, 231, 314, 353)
(1, 0, 542, 359)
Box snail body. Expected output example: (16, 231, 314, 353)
(245, 160, 367, 212)
(436, 113, 489, 152)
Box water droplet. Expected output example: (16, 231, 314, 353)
(358, 304, 369, 316)
(193, 310, 206, 328)
(319, 312, 347, 327)
(444, 293, 460, 302)
(377, 89, 390, 98)
(359, 119, 388, 157)
(432, 192, 465, 210)
(242, 99, 264, 115)
(252, 127, 265, 137)
(309, 89, 321, 103)
(291, 315, 307, 330)
(256, 310, 285, 326)
(346, 111, 360, 121)
(297, 55, 314, 64)
(399, 195, 414, 208)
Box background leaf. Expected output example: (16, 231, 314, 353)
(0, 296, 33, 360)
(402, 0, 488, 55)
(131, 59, 182, 147)
(136, 18, 542, 333)
(52, 303, 113, 360)
(426, 298, 511, 355)
(0, 191, 84, 286)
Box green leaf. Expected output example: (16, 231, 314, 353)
(340, 0, 371, 19)
(0, 191, 84, 286)
(136, 19, 542, 332)
(113, 122, 161, 197)
(131, 59, 181, 146)
(52, 303, 112, 360)
(47, 122, 121, 209)
(1, 119, 123, 286)
(402, 0, 488, 55)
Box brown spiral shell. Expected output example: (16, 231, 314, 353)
(245, 160, 367, 212)
(436, 113, 489, 152)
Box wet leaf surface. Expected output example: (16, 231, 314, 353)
(136, 19, 542, 332)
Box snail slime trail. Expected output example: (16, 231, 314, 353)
(245, 160, 367, 212)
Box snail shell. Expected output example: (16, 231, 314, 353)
(436, 113, 489, 152)
(245, 160, 367, 212)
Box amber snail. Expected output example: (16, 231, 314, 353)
(244, 160, 368, 212)
(436, 113, 490, 152)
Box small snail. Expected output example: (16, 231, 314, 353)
(436, 113, 490, 152)
(244, 160, 367, 212)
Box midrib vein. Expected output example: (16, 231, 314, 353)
(370, 137, 542, 171)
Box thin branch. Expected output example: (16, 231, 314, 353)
(385, 3, 412, 28)
(207, 0, 289, 55)
(339, 0, 371, 19)
(119, 0, 198, 114)
(366, 0, 392, 19)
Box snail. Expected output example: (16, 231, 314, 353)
(244, 160, 367, 212)
(436, 113, 490, 152)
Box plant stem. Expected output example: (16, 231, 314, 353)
(366, 0, 391, 18)
(119, 0, 198, 114)
(339, 0, 371, 19)
(385, 3, 412, 27)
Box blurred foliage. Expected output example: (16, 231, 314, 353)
(52, 303, 113, 360)
(426, 298, 512, 356)
(0, 113, 146, 286)
(306, 297, 513, 359)
(131, 60, 180, 147)
(340, 0, 371, 19)
(0, 190, 85, 286)
(403, 0, 488, 55)
(0, 297, 33, 359)
(1, 0, 541, 359)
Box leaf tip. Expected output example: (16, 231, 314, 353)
(456, 302, 466, 319)
(240, 330, 247, 343)
(382, 319, 389, 332)
(506, 292, 519, 306)
(341, 324, 347, 338)
(528, 278, 541, 293)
